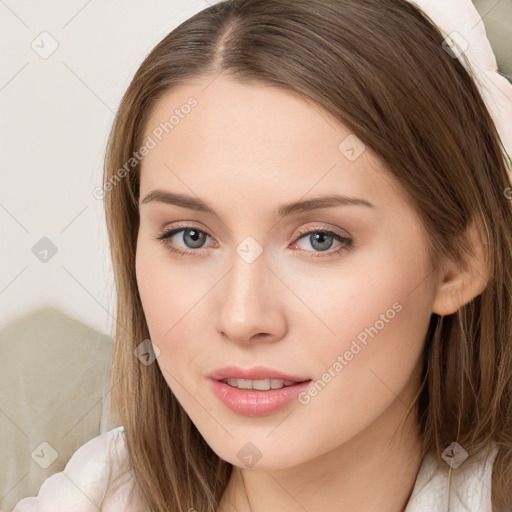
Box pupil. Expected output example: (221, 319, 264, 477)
(184, 229, 205, 248)
(311, 232, 333, 251)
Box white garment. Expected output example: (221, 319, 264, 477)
(11, 427, 150, 512)
(404, 441, 498, 512)
(411, 0, 512, 157)
(11, 425, 499, 512)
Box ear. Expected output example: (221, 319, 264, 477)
(432, 218, 489, 316)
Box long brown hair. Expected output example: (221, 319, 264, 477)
(102, 0, 512, 510)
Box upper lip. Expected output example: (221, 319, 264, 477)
(208, 365, 311, 382)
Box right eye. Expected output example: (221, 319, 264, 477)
(154, 224, 216, 258)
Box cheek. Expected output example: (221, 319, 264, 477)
(135, 246, 170, 338)
(135, 236, 185, 355)
(280, 228, 433, 351)
(291, 223, 435, 427)
(135, 236, 216, 381)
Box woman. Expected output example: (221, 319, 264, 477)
(12, 0, 512, 510)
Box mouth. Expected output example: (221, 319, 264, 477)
(208, 365, 311, 391)
(218, 377, 311, 391)
(209, 375, 313, 417)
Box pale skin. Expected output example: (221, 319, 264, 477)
(135, 75, 488, 511)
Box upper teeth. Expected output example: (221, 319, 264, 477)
(221, 378, 297, 390)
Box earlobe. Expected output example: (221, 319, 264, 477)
(432, 219, 489, 316)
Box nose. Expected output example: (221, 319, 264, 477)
(215, 251, 287, 345)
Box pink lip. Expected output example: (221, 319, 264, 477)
(207, 365, 311, 382)
(209, 378, 312, 417)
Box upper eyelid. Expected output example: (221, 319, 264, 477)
(161, 222, 349, 238)
(296, 225, 351, 238)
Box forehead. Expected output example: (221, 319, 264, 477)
(138, 76, 404, 215)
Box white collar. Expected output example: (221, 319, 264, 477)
(404, 442, 498, 511)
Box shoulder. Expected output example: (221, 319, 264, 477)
(12, 426, 150, 512)
(405, 441, 499, 512)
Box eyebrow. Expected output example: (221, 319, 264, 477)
(139, 189, 375, 217)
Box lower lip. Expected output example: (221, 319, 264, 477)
(209, 378, 312, 417)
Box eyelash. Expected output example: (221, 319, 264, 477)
(153, 223, 354, 259)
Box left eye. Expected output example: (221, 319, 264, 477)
(154, 225, 353, 258)
(292, 229, 353, 256)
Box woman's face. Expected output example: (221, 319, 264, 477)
(135, 76, 437, 469)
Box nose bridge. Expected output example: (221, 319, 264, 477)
(216, 243, 284, 343)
